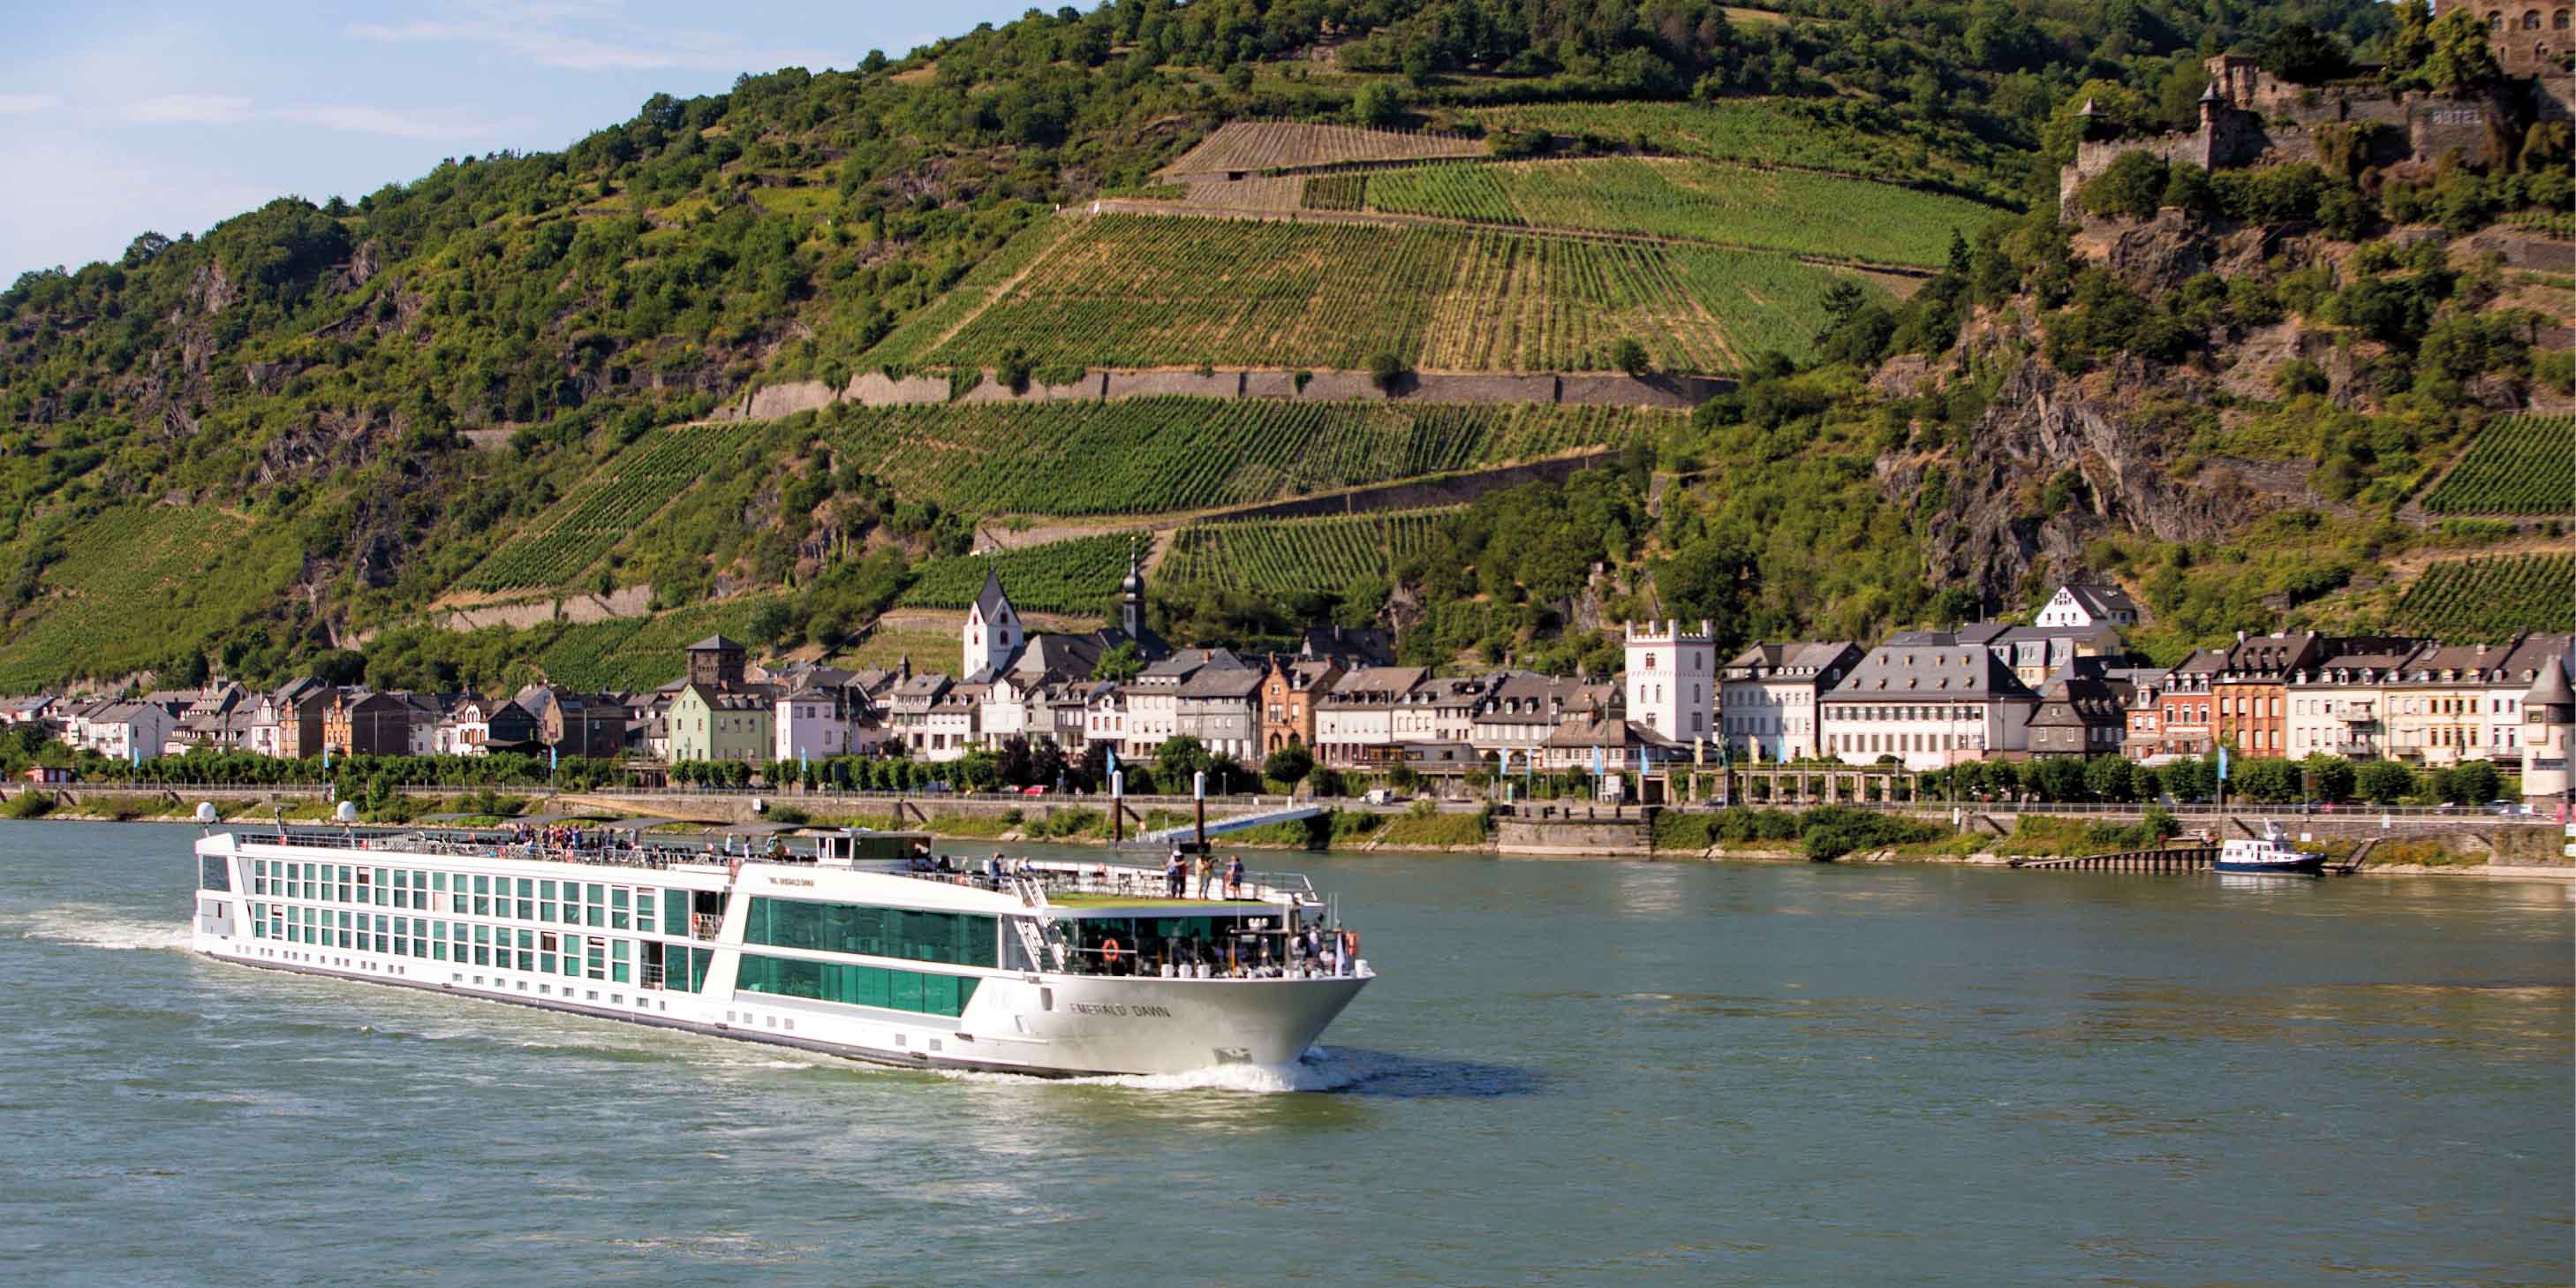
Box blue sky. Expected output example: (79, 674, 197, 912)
(3, 0, 1033, 280)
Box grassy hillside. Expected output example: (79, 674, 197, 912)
(9, 0, 2567, 691)
(0, 506, 304, 690)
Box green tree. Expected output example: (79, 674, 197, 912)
(2300, 754, 2357, 804)
(1610, 337, 1651, 375)
(2386, 2, 2503, 93)
(1351, 82, 1405, 129)
(1264, 744, 1314, 789)
(2357, 760, 2417, 804)
(2442, 759, 2502, 804)
(2081, 149, 2168, 220)
(1155, 735, 1212, 789)
(1092, 640, 1144, 682)
(2233, 757, 2300, 804)
(2083, 754, 2134, 802)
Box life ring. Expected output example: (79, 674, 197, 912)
(1100, 937, 1122, 967)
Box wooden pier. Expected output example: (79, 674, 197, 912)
(2009, 845, 2218, 873)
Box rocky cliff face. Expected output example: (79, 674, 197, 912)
(1884, 350, 2300, 609)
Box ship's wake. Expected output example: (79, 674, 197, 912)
(948, 1045, 1538, 1096)
(20, 905, 193, 951)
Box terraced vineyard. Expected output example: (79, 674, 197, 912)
(2421, 415, 2575, 515)
(1160, 509, 1454, 596)
(861, 219, 1071, 367)
(459, 425, 749, 592)
(895, 535, 1134, 615)
(827, 398, 1662, 516)
(2391, 554, 2576, 638)
(925, 214, 1869, 373)
(533, 595, 791, 693)
(1160, 121, 1482, 174)
(1472, 100, 2018, 204)
(1360, 158, 1996, 268)
(0, 506, 305, 691)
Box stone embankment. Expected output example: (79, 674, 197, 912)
(714, 366, 1729, 424)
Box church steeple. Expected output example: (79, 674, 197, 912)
(1120, 538, 1145, 641)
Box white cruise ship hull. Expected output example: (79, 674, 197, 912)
(187, 830, 1371, 1079)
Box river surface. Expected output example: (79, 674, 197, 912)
(3, 822, 2569, 1286)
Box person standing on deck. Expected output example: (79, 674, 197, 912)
(1226, 853, 1244, 900)
(1196, 850, 1215, 900)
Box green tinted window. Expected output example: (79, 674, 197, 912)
(735, 954, 980, 1018)
(744, 898, 995, 968)
(199, 854, 230, 891)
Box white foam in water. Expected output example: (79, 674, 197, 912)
(21, 905, 193, 951)
(944, 1046, 1362, 1094)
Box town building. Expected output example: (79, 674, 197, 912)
(2520, 654, 2573, 807)
(2385, 634, 2576, 766)
(1258, 656, 1341, 756)
(2284, 641, 2427, 760)
(1315, 666, 1427, 769)
(1539, 687, 1685, 778)
(1468, 672, 1583, 769)
(1175, 664, 1264, 762)
(2033, 582, 2142, 629)
(1821, 643, 2038, 770)
(1719, 641, 1862, 762)
(1083, 684, 1128, 756)
(323, 689, 413, 757)
(2025, 669, 2129, 758)
(78, 701, 174, 762)
(513, 686, 628, 760)
(1622, 619, 1716, 742)
(684, 635, 749, 690)
(667, 683, 776, 764)
(1395, 674, 1490, 746)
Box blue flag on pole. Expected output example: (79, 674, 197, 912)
(2217, 746, 2230, 782)
(1592, 745, 1604, 778)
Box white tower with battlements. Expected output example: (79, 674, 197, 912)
(1625, 619, 1716, 741)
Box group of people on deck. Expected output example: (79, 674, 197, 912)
(1163, 847, 1245, 900)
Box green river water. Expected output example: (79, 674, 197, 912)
(4, 822, 2569, 1285)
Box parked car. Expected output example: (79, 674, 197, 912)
(1021, 784, 1048, 796)
(1363, 787, 1406, 806)
(2482, 799, 2530, 816)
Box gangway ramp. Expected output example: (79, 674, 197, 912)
(1121, 804, 1327, 848)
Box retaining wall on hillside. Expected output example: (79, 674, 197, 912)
(711, 365, 1732, 423)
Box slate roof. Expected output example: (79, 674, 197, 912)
(1824, 645, 2035, 701)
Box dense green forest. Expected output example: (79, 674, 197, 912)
(0, 0, 2566, 693)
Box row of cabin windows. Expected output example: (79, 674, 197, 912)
(245, 904, 630, 981)
(742, 897, 997, 968)
(735, 953, 980, 1017)
(246, 860, 654, 933)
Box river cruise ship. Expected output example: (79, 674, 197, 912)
(190, 825, 1371, 1077)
